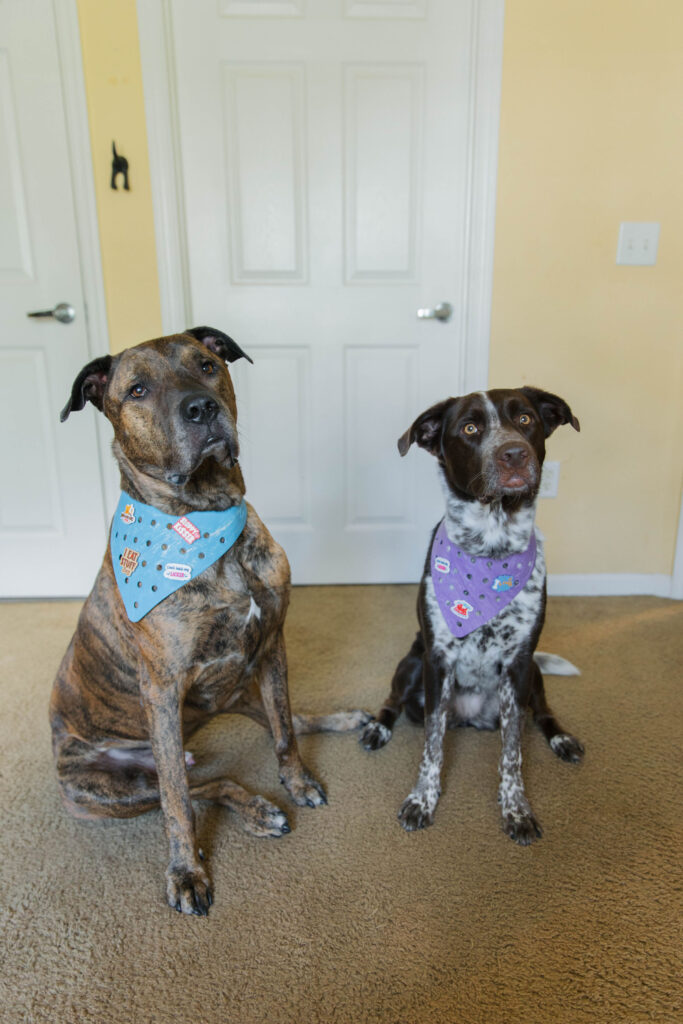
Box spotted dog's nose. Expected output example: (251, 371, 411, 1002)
(180, 393, 219, 425)
(496, 444, 530, 469)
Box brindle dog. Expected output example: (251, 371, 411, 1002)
(50, 326, 366, 916)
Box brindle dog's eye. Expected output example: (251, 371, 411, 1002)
(130, 384, 147, 399)
(463, 423, 478, 436)
(519, 413, 532, 425)
(201, 361, 215, 375)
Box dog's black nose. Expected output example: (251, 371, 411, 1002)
(180, 393, 218, 424)
(497, 444, 529, 469)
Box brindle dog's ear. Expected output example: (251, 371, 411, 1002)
(520, 387, 580, 437)
(185, 326, 254, 365)
(60, 355, 113, 422)
(398, 399, 452, 456)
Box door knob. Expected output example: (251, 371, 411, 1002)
(417, 301, 453, 323)
(27, 302, 76, 324)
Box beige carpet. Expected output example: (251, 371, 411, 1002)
(0, 588, 681, 1024)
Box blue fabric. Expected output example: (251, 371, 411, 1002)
(110, 491, 247, 622)
(430, 519, 537, 637)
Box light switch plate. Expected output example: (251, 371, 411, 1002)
(616, 222, 660, 266)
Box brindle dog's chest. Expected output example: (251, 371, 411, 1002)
(178, 558, 287, 715)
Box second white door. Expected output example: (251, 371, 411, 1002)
(168, 0, 484, 583)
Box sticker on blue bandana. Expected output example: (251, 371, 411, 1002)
(430, 520, 537, 637)
(110, 491, 247, 622)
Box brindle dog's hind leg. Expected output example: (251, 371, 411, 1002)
(55, 737, 292, 838)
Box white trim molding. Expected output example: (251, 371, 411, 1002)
(670, 492, 683, 599)
(136, 0, 192, 333)
(459, 0, 505, 392)
(548, 574, 676, 599)
(53, 0, 118, 520)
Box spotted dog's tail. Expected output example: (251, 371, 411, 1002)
(533, 652, 580, 676)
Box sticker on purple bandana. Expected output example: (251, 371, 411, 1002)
(430, 520, 537, 637)
(491, 574, 516, 592)
(452, 600, 473, 619)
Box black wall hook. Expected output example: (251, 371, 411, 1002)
(111, 141, 130, 191)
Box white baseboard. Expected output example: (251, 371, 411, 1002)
(548, 573, 676, 598)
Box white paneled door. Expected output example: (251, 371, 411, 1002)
(166, 0, 490, 582)
(0, 2, 107, 597)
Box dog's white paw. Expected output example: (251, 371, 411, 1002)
(361, 720, 392, 751)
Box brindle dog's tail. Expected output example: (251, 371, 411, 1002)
(292, 710, 372, 734)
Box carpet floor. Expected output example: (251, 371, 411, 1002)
(0, 588, 681, 1024)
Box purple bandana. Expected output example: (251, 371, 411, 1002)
(430, 519, 537, 637)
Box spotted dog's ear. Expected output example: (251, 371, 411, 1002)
(60, 355, 113, 421)
(520, 387, 580, 437)
(185, 325, 253, 365)
(397, 399, 453, 456)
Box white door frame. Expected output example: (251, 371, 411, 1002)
(136, 0, 505, 396)
(53, 0, 116, 517)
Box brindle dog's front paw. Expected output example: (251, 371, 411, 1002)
(360, 719, 392, 751)
(398, 794, 435, 831)
(166, 862, 213, 916)
(280, 766, 327, 808)
(501, 807, 543, 846)
(550, 733, 585, 764)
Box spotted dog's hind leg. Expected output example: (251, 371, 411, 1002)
(361, 631, 424, 751)
(528, 660, 584, 764)
(498, 675, 543, 845)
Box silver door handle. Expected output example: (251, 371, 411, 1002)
(27, 302, 76, 324)
(416, 301, 453, 323)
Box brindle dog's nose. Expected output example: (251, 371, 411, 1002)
(180, 393, 219, 424)
(497, 444, 529, 468)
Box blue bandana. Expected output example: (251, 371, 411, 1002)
(110, 491, 247, 622)
(430, 519, 537, 637)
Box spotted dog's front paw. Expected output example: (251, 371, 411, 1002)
(398, 793, 435, 831)
(280, 765, 327, 808)
(166, 861, 213, 916)
(550, 733, 585, 764)
(501, 806, 543, 846)
(360, 719, 392, 751)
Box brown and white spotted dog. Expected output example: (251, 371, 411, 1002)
(361, 387, 584, 844)
(50, 327, 367, 916)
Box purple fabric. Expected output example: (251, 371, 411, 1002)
(430, 519, 538, 637)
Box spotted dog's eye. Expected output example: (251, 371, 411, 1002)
(463, 423, 478, 436)
(201, 361, 216, 375)
(519, 413, 532, 425)
(130, 383, 147, 399)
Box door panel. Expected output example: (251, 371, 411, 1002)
(0, 1, 107, 597)
(170, 0, 473, 582)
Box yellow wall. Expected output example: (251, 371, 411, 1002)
(76, 0, 161, 354)
(489, 0, 683, 575)
(77, 0, 682, 576)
